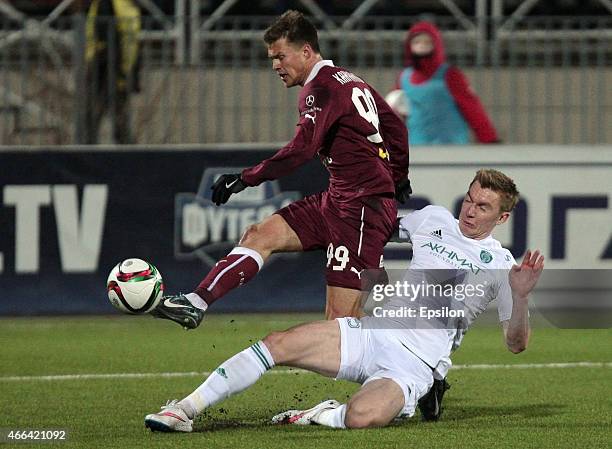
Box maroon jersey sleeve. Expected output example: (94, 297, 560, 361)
(371, 87, 410, 183)
(445, 66, 498, 143)
(241, 86, 341, 186)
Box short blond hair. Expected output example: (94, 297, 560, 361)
(470, 169, 519, 213)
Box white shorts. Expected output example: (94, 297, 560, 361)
(336, 317, 434, 417)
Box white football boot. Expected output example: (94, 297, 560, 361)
(145, 400, 193, 432)
(271, 399, 341, 425)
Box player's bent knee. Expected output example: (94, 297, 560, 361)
(344, 402, 390, 429)
(240, 218, 290, 253)
(344, 412, 386, 429)
(239, 224, 262, 246)
(262, 331, 289, 363)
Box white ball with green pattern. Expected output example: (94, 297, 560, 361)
(107, 258, 164, 314)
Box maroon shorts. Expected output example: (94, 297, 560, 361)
(276, 191, 397, 290)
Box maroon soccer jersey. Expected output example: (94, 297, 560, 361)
(241, 61, 409, 205)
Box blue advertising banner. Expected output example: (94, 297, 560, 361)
(2, 145, 611, 315)
(0, 148, 335, 315)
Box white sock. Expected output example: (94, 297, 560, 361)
(185, 292, 208, 311)
(178, 341, 274, 419)
(313, 403, 347, 429)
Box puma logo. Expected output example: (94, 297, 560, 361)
(350, 267, 364, 279)
(305, 113, 316, 124)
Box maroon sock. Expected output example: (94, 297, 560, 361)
(193, 247, 263, 307)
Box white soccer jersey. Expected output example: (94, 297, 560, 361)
(373, 205, 516, 368)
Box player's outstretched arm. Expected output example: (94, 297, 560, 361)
(503, 250, 545, 353)
(240, 86, 338, 188)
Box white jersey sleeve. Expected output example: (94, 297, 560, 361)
(398, 205, 443, 242)
(496, 250, 517, 322)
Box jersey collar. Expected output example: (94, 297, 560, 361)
(304, 59, 334, 85)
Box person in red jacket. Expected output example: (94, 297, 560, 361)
(390, 21, 498, 145)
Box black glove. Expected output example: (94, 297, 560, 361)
(211, 173, 247, 206)
(394, 178, 412, 204)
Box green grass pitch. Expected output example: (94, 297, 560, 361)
(1, 314, 610, 449)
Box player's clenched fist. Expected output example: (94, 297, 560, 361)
(211, 173, 247, 206)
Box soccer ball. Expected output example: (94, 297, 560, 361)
(107, 258, 164, 314)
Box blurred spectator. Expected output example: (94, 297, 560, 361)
(390, 21, 498, 145)
(84, 0, 141, 144)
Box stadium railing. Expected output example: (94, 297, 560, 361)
(0, 10, 610, 145)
